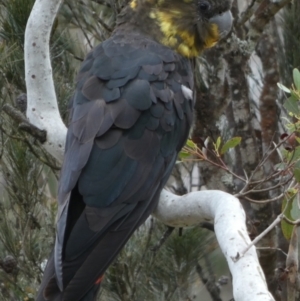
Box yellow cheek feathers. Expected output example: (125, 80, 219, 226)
(152, 10, 199, 58)
(204, 23, 220, 49)
(150, 10, 220, 58)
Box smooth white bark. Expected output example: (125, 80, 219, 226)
(154, 190, 274, 301)
(24, 1, 275, 300)
(25, 0, 66, 162)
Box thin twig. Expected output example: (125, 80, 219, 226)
(243, 193, 285, 204)
(23, 139, 61, 171)
(71, 54, 84, 61)
(2, 104, 47, 143)
(97, 17, 113, 33)
(67, 3, 93, 49)
(236, 176, 292, 198)
(90, 0, 112, 8)
(282, 216, 300, 226)
(238, 0, 258, 25)
(256, 247, 287, 257)
(0, 124, 60, 170)
(196, 263, 222, 301)
(235, 188, 295, 260)
(131, 218, 155, 298)
(233, 213, 283, 262)
(248, 0, 293, 46)
(151, 226, 174, 254)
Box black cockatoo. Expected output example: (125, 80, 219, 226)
(36, 0, 232, 300)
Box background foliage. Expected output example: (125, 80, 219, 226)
(0, 0, 299, 300)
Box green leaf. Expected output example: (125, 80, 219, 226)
(215, 136, 221, 152)
(274, 162, 287, 171)
(179, 151, 191, 159)
(281, 192, 296, 240)
(283, 96, 300, 115)
(277, 82, 291, 93)
(221, 137, 241, 154)
(186, 139, 197, 150)
(291, 193, 300, 220)
(294, 161, 300, 183)
(291, 90, 299, 100)
(291, 146, 300, 162)
(293, 68, 300, 91)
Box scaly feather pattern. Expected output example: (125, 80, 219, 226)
(37, 0, 233, 299)
(36, 30, 194, 301)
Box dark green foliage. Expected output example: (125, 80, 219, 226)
(0, 0, 34, 45)
(0, 0, 81, 299)
(0, 0, 35, 91)
(0, 43, 25, 91)
(0, 138, 56, 301)
(102, 221, 220, 301)
(0, 0, 80, 117)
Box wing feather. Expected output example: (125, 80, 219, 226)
(49, 31, 194, 301)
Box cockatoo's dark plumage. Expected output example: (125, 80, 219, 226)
(36, 0, 232, 300)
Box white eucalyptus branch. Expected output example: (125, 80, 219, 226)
(25, 0, 66, 162)
(154, 190, 274, 301)
(24, 1, 275, 300)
